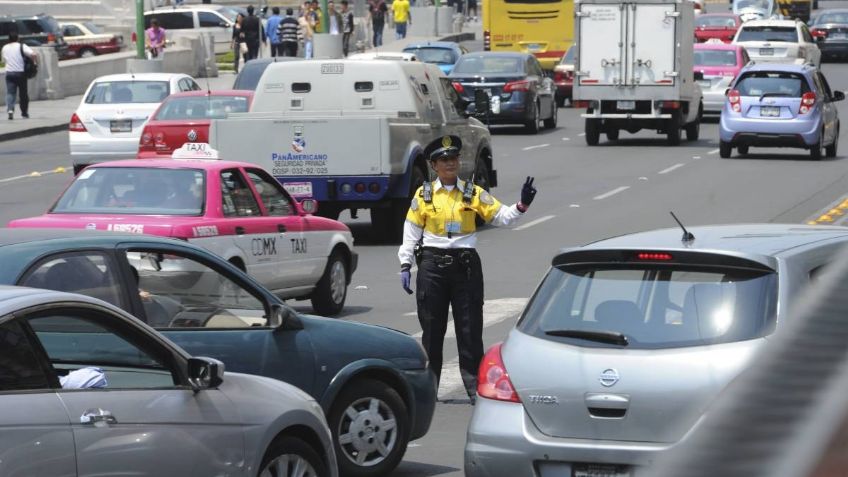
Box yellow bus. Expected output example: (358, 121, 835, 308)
(482, 0, 573, 70)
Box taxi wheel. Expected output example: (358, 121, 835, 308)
(311, 251, 348, 316)
(328, 378, 409, 477)
(258, 436, 328, 477)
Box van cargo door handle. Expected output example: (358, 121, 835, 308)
(278, 224, 287, 233)
(235, 226, 246, 235)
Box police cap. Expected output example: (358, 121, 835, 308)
(424, 135, 462, 161)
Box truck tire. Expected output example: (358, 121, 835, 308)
(585, 118, 600, 146)
(525, 102, 540, 134)
(543, 101, 557, 129)
(719, 141, 732, 158)
(666, 113, 681, 146)
(372, 166, 425, 243)
(685, 105, 702, 141)
(310, 250, 348, 316)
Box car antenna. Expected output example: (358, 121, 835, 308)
(670, 211, 695, 243)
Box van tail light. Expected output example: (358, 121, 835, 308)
(728, 89, 741, 113)
(483, 30, 491, 51)
(504, 80, 531, 93)
(573, 100, 590, 108)
(477, 343, 521, 403)
(799, 92, 816, 115)
(452, 82, 465, 94)
(660, 101, 680, 109)
(69, 113, 87, 132)
(47, 33, 56, 43)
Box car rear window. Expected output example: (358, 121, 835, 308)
(154, 95, 250, 120)
(232, 62, 268, 91)
(517, 264, 777, 349)
(736, 26, 798, 43)
(452, 56, 524, 75)
(403, 47, 457, 64)
(815, 13, 848, 25)
(85, 81, 170, 104)
(51, 167, 206, 216)
(694, 49, 738, 67)
(734, 71, 810, 97)
(695, 15, 737, 28)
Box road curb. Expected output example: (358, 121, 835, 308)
(0, 123, 67, 143)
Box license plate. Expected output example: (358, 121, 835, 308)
(283, 182, 313, 198)
(760, 106, 780, 117)
(832, 33, 848, 40)
(110, 119, 132, 133)
(759, 48, 774, 56)
(616, 100, 635, 110)
(572, 463, 632, 477)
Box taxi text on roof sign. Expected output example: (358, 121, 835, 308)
(172, 143, 220, 160)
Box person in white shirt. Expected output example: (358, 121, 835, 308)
(2, 31, 38, 120)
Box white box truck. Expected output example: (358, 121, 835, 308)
(572, 0, 703, 145)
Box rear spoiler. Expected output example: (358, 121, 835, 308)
(552, 249, 776, 272)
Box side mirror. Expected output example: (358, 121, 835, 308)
(298, 198, 318, 215)
(474, 88, 490, 115)
(270, 303, 303, 330)
(694, 71, 704, 81)
(187, 357, 224, 391)
(834, 91, 846, 102)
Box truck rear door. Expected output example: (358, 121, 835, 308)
(628, 3, 677, 86)
(577, 3, 626, 86)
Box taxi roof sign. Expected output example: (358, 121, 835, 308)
(172, 143, 220, 160)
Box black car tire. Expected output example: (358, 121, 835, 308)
(719, 140, 732, 158)
(311, 250, 348, 316)
(585, 118, 601, 146)
(810, 131, 823, 160)
(826, 126, 839, 158)
(328, 378, 409, 477)
(371, 166, 425, 243)
(259, 436, 330, 477)
(738, 145, 749, 155)
(525, 101, 540, 134)
(543, 100, 557, 129)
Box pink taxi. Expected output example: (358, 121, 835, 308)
(8, 155, 357, 316)
(694, 42, 750, 115)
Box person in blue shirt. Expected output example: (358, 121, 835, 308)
(265, 6, 284, 57)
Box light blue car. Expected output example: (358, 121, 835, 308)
(719, 62, 843, 160)
(402, 41, 468, 75)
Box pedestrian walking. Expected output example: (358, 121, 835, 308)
(392, 0, 411, 39)
(145, 18, 167, 58)
(341, 0, 355, 56)
(308, 0, 323, 34)
(241, 5, 265, 60)
(231, 13, 246, 73)
(327, 1, 343, 35)
(368, 0, 388, 47)
(398, 135, 538, 403)
(299, 3, 315, 58)
(2, 30, 37, 120)
(265, 6, 284, 57)
(277, 8, 300, 57)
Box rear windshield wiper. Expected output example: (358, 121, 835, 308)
(545, 329, 629, 346)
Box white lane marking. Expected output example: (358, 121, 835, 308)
(658, 163, 685, 175)
(707, 148, 720, 155)
(570, 204, 580, 208)
(594, 186, 630, 200)
(578, 132, 586, 137)
(522, 144, 550, 151)
(404, 311, 417, 316)
(408, 298, 528, 399)
(562, 137, 571, 141)
(692, 156, 702, 160)
(638, 176, 648, 181)
(513, 214, 555, 231)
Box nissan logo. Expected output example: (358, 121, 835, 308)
(187, 129, 198, 141)
(599, 368, 619, 387)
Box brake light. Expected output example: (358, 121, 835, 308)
(47, 33, 56, 43)
(503, 80, 531, 93)
(484, 30, 490, 51)
(554, 70, 564, 82)
(660, 101, 680, 109)
(140, 131, 153, 146)
(154, 132, 165, 144)
(799, 92, 816, 115)
(477, 343, 520, 403)
(69, 113, 87, 132)
(728, 89, 741, 113)
(811, 28, 827, 39)
(452, 82, 465, 94)
(573, 100, 590, 108)
(636, 252, 674, 261)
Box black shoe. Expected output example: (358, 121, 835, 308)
(21, 113, 29, 119)
(7, 111, 12, 120)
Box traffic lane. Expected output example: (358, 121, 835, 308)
(0, 130, 73, 180)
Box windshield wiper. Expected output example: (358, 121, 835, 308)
(545, 329, 629, 346)
(759, 92, 791, 102)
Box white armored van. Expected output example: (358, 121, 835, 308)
(209, 60, 496, 241)
(572, 0, 704, 145)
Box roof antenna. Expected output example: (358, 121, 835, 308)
(670, 211, 695, 243)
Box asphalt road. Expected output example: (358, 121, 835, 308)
(3, 63, 848, 477)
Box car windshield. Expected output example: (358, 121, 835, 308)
(694, 49, 738, 67)
(85, 81, 170, 104)
(736, 26, 798, 43)
(233, 62, 268, 90)
(815, 12, 848, 25)
(51, 167, 206, 216)
(517, 265, 777, 349)
(216, 6, 240, 22)
(561, 46, 575, 64)
(452, 56, 524, 75)
(735, 71, 809, 97)
(696, 15, 738, 27)
(83, 21, 104, 33)
(403, 47, 457, 64)
(154, 95, 250, 120)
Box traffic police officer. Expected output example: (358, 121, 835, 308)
(397, 135, 537, 402)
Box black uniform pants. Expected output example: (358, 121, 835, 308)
(416, 248, 484, 398)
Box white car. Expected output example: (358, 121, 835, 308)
(69, 73, 200, 173)
(733, 19, 821, 67)
(144, 5, 239, 54)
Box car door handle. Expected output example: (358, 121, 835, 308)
(80, 408, 118, 425)
(278, 224, 287, 233)
(235, 226, 246, 235)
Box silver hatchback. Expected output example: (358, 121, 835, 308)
(465, 224, 848, 477)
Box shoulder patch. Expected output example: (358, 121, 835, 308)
(410, 198, 419, 211)
(479, 190, 494, 205)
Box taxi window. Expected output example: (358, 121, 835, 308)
(52, 167, 205, 216)
(221, 170, 260, 217)
(154, 95, 250, 120)
(245, 169, 293, 216)
(85, 81, 170, 104)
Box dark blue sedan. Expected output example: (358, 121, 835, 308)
(0, 228, 436, 477)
